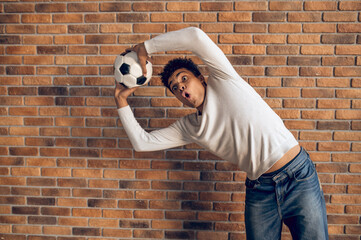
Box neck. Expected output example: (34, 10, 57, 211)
(196, 85, 206, 114)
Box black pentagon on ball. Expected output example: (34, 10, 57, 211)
(137, 76, 147, 85)
(120, 63, 130, 75)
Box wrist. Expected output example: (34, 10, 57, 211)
(115, 97, 128, 109)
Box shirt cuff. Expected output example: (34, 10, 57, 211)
(117, 105, 132, 116)
(144, 39, 157, 55)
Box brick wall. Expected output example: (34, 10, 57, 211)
(1, 1, 361, 239)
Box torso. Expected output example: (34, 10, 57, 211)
(265, 145, 301, 174)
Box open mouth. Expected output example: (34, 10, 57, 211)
(185, 92, 190, 98)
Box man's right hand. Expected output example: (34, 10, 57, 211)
(114, 82, 138, 109)
(126, 42, 149, 77)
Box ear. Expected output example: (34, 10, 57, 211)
(198, 75, 207, 87)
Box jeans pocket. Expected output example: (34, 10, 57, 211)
(294, 158, 316, 182)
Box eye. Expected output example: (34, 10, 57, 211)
(172, 85, 178, 91)
(182, 76, 187, 82)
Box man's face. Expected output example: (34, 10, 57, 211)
(168, 68, 206, 112)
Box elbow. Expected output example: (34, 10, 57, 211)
(132, 143, 144, 152)
(184, 27, 209, 50)
(186, 27, 206, 40)
(132, 142, 150, 152)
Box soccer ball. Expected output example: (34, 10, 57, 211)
(114, 51, 152, 88)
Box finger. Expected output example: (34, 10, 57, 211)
(125, 47, 133, 52)
(121, 49, 132, 55)
(114, 80, 121, 88)
(140, 61, 147, 76)
(126, 44, 137, 52)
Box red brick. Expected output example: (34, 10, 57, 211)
(288, 34, 320, 44)
(100, 2, 132, 12)
(38, 25, 67, 34)
(25, 97, 53, 106)
(37, 46, 66, 55)
(267, 46, 299, 55)
(288, 12, 321, 22)
(301, 88, 334, 98)
(322, 57, 355, 66)
(254, 35, 285, 44)
(335, 67, 361, 77)
(304, 1, 337, 11)
(68, 24, 98, 34)
(11, 167, 40, 176)
(303, 24, 336, 33)
(151, 12, 182, 22)
(40, 127, 70, 137)
(302, 110, 334, 120)
(253, 12, 286, 22)
(27, 158, 56, 167)
(235, 23, 267, 33)
(234, 45, 265, 55)
(235, 1, 267, 11)
(0, 97, 23, 106)
(100, 24, 132, 33)
(301, 45, 334, 55)
(6, 66, 35, 75)
(0, 215, 26, 224)
(266, 67, 298, 76)
(218, 12, 251, 22)
(300, 67, 333, 77)
(337, 23, 361, 33)
(35, 3, 66, 12)
(58, 217, 87, 226)
(269, 1, 302, 10)
(133, 2, 165, 11)
(0, 56, 21, 64)
(43, 226, 71, 236)
(0, 14, 20, 23)
(269, 24, 302, 33)
(73, 208, 101, 218)
(201, 23, 233, 33)
(57, 158, 86, 168)
(339, 1, 361, 11)
(167, 2, 199, 11)
(184, 13, 217, 22)
(9, 147, 38, 156)
(322, 99, 351, 109)
(4, 3, 34, 13)
(9, 107, 37, 116)
(6, 25, 36, 34)
(68, 3, 98, 12)
(324, 12, 358, 22)
(10, 127, 38, 136)
(201, 2, 232, 11)
(336, 45, 361, 55)
(53, 13, 82, 23)
(336, 110, 361, 120)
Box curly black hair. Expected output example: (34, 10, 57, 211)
(160, 58, 201, 89)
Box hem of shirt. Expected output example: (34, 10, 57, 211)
(248, 137, 299, 180)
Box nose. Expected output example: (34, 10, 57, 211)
(179, 83, 185, 92)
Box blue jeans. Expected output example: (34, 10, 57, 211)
(245, 147, 328, 240)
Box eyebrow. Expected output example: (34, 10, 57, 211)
(169, 71, 186, 88)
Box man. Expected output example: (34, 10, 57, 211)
(114, 27, 328, 239)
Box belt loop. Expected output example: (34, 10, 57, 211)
(246, 178, 260, 189)
(286, 168, 294, 180)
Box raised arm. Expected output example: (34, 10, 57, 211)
(134, 27, 239, 80)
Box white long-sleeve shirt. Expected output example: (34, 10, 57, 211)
(118, 27, 298, 180)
